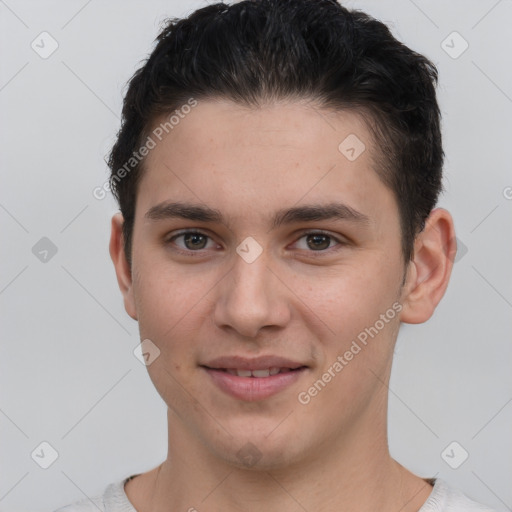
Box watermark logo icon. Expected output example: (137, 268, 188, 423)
(31, 32, 59, 59)
(32, 237, 58, 263)
(451, 237, 468, 263)
(236, 442, 262, 467)
(441, 32, 469, 59)
(236, 236, 263, 264)
(31, 441, 59, 469)
(441, 441, 469, 469)
(134, 339, 161, 366)
(338, 134, 366, 161)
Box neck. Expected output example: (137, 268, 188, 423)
(132, 400, 432, 512)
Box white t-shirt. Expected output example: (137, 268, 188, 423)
(53, 475, 497, 512)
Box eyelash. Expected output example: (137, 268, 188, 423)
(165, 230, 346, 257)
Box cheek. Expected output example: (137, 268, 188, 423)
(131, 254, 204, 343)
(292, 256, 403, 407)
(294, 257, 401, 341)
(292, 265, 401, 423)
(131, 258, 209, 405)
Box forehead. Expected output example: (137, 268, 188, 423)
(146, 98, 374, 163)
(137, 99, 396, 227)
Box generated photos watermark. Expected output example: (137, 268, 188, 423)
(93, 97, 198, 200)
(298, 301, 402, 405)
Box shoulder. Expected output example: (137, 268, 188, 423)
(420, 479, 497, 512)
(53, 493, 104, 512)
(53, 477, 137, 512)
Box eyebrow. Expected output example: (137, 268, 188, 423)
(144, 201, 370, 230)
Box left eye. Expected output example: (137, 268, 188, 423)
(168, 230, 342, 253)
(294, 232, 341, 251)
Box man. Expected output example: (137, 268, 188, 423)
(55, 0, 496, 510)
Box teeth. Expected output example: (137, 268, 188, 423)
(252, 369, 270, 377)
(224, 367, 294, 377)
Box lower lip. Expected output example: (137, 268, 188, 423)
(202, 367, 307, 401)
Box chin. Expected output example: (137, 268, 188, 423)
(206, 425, 308, 471)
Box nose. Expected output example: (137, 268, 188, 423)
(213, 249, 291, 339)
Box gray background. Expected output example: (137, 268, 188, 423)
(1, 1, 511, 510)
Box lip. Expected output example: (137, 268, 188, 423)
(200, 355, 309, 402)
(202, 366, 307, 401)
(202, 355, 305, 371)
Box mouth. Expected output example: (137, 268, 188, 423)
(202, 366, 307, 378)
(200, 358, 309, 401)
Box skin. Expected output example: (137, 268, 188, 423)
(110, 98, 457, 512)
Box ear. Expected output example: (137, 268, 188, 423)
(109, 213, 137, 320)
(399, 208, 457, 324)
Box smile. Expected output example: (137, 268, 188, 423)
(220, 367, 300, 377)
(201, 366, 308, 401)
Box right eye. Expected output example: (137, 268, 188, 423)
(166, 230, 219, 254)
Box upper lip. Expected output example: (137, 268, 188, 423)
(201, 355, 307, 371)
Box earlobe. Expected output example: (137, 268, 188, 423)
(399, 208, 457, 324)
(109, 213, 138, 320)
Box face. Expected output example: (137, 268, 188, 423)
(121, 99, 409, 469)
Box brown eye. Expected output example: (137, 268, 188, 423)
(183, 232, 208, 250)
(293, 231, 343, 253)
(168, 231, 216, 252)
(306, 234, 332, 251)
